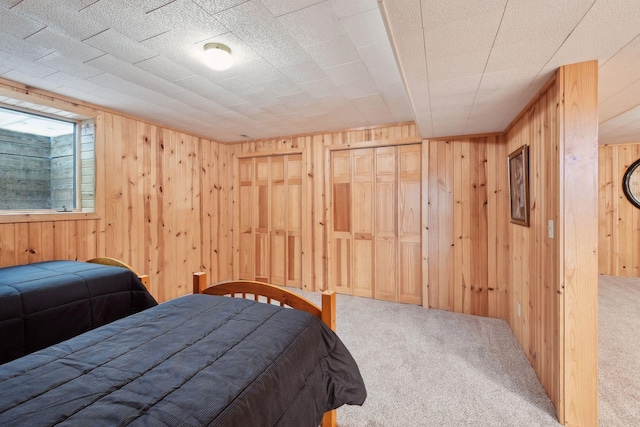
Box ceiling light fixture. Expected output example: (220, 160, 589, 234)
(203, 43, 233, 71)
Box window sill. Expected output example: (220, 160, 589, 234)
(0, 211, 101, 224)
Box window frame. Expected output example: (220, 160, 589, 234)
(0, 89, 99, 223)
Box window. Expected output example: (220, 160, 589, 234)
(0, 104, 94, 213)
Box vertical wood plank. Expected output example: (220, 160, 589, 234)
(559, 60, 598, 427)
(421, 139, 429, 309)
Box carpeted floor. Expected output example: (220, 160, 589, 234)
(298, 275, 639, 426)
(296, 289, 560, 427)
(598, 275, 640, 426)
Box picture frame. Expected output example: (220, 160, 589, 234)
(508, 145, 530, 227)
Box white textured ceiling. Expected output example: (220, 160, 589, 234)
(0, 0, 639, 144)
(381, 0, 640, 144)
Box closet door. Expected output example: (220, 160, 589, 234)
(239, 158, 254, 280)
(329, 145, 422, 304)
(237, 155, 302, 288)
(352, 149, 374, 298)
(254, 157, 269, 283)
(331, 150, 351, 294)
(374, 146, 398, 302)
(399, 145, 422, 304)
(286, 154, 303, 288)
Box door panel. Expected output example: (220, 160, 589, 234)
(328, 144, 422, 304)
(237, 154, 303, 288)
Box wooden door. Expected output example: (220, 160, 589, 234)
(329, 145, 422, 304)
(237, 154, 303, 288)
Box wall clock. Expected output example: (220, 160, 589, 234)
(623, 158, 640, 208)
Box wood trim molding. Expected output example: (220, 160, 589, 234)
(234, 148, 304, 159)
(0, 212, 100, 224)
(325, 136, 422, 151)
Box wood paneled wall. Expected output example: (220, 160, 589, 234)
(425, 137, 509, 319)
(504, 78, 562, 414)
(0, 80, 231, 302)
(502, 62, 599, 426)
(599, 142, 640, 276)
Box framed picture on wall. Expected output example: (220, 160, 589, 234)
(508, 145, 530, 227)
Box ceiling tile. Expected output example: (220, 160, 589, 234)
(342, 7, 389, 49)
(429, 75, 481, 100)
(174, 75, 246, 106)
(0, 50, 56, 78)
(324, 60, 369, 86)
(277, 2, 344, 47)
(306, 35, 360, 69)
(298, 78, 340, 98)
(493, 0, 592, 47)
(379, 0, 422, 35)
(357, 42, 397, 73)
(164, 89, 212, 107)
(1, 69, 62, 91)
(235, 58, 283, 84)
(214, 0, 310, 67)
(368, 63, 402, 88)
(542, 0, 640, 75)
(329, 0, 377, 19)
(423, 13, 502, 61)
(427, 51, 489, 83)
(146, 0, 228, 44)
(193, 0, 248, 15)
(156, 100, 201, 115)
(25, 27, 104, 63)
(34, 52, 104, 79)
(43, 71, 103, 92)
(0, 0, 24, 7)
(0, 6, 45, 38)
(135, 55, 197, 82)
(81, 0, 168, 42)
(124, 0, 175, 13)
(14, 0, 108, 40)
(0, 30, 53, 61)
(259, 0, 323, 17)
(478, 67, 538, 92)
(88, 73, 176, 105)
(599, 35, 640, 102)
(421, 0, 506, 31)
(278, 60, 326, 84)
(600, 79, 640, 123)
(86, 54, 184, 96)
(338, 77, 378, 100)
(84, 29, 157, 64)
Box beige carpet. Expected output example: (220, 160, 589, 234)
(295, 289, 559, 427)
(598, 275, 640, 426)
(298, 276, 640, 426)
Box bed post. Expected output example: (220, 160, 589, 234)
(138, 275, 150, 290)
(321, 291, 337, 427)
(321, 291, 336, 331)
(193, 272, 207, 294)
(322, 410, 337, 427)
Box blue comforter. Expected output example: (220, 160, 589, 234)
(0, 294, 366, 426)
(0, 261, 157, 364)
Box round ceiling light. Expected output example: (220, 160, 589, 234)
(203, 43, 234, 71)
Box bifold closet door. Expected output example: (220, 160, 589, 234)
(329, 145, 422, 304)
(238, 155, 302, 288)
